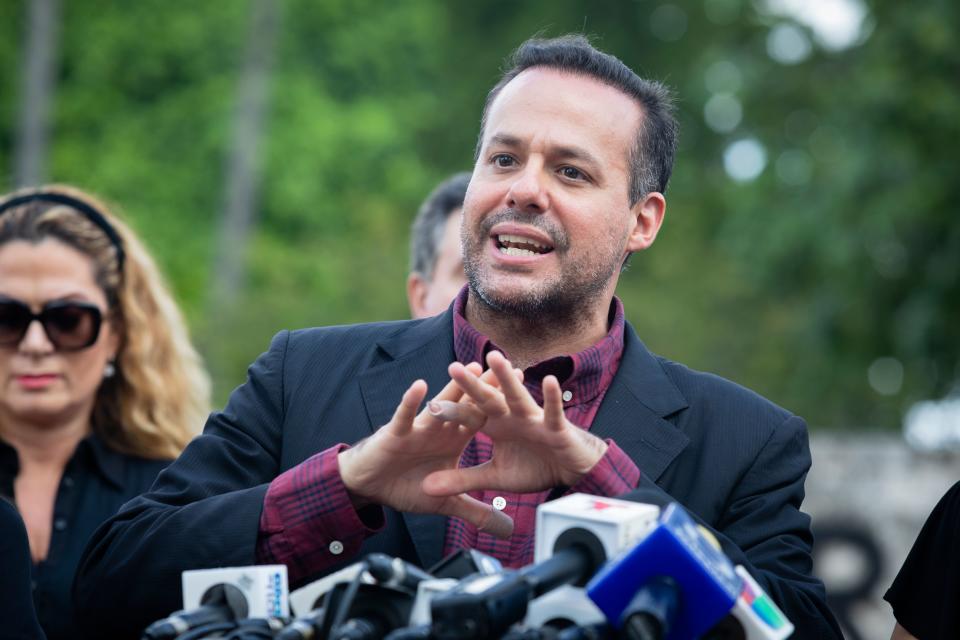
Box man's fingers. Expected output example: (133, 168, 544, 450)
(542, 375, 566, 432)
(422, 462, 496, 497)
(439, 494, 514, 540)
(448, 362, 508, 417)
(487, 351, 534, 413)
(391, 380, 428, 435)
(428, 400, 487, 431)
(418, 362, 482, 427)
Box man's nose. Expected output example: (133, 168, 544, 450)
(19, 320, 55, 355)
(506, 162, 549, 213)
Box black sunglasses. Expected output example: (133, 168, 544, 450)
(0, 298, 104, 351)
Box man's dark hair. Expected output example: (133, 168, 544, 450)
(477, 34, 678, 205)
(409, 172, 471, 278)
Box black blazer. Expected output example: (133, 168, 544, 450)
(74, 309, 841, 638)
(1, 498, 46, 640)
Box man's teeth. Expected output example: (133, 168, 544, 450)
(500, 246, 539, 257)
(496, 234, 550, 256)
(498, 234, 547, 249)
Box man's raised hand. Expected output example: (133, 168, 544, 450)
(337, 362, 513, 538)
(421, 351, 608, 499)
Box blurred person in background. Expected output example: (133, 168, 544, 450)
(406, 172, 470, 318)
(0, 186, 210, 640)
(886, 480, 960, 640)
(0, 498, 45, 639)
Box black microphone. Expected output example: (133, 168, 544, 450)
(365, 552, 434, 594)
(557, 623, 610, 640)
(500, 627, 560, 640)
(142, 583, 249, 640)
(430, 527, 608, 639)
(619, 576, 680, 640)
(275, 608, 325, 640)
(280, 552, 429, 640)
(382, 624, 433, 640)
(327, 583, 417, 640)
(169, 621, 238, 640)
(428, 548, 504, 580)
(221, 616, 290, 639)
(500, 623, 610, 640)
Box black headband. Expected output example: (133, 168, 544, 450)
(0, 192, 126, 272)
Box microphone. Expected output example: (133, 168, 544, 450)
(500, 622, 609, 640)
(382, 624, 434, 640)
(428, 548, 504, 580)
(364, 553, 434, 594)
(523, 584, 606, 630)
(275, 608, 325, 640)
(280, 553, 426, 640)
(402, 549, 505, 628)
(618, 576, 680, 640)
(142, 565, 288, 640)
(586, 503, 743, 640)
(288, 553, 430, 618)
(429, 538, 599, 639)
(142, 583, 251, 640)
(289, 561, 372, 617)
(326, 582, 416, 640)
(702, 565, 794, 640)
(222, 616, 290, 639)
(181, 564, 288, 618)
(431, 494, 661, 639)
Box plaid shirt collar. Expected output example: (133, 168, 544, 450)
(451, 285, 625, 407)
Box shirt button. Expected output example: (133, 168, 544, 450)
(328, 540, 344, 555)
(492, 496, 507, 511)
(54, 518, 67, 531)
(562, 390, 573, 402)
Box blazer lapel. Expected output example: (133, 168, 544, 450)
(356, 310, 456, 569)
(591, 322, 690, 483)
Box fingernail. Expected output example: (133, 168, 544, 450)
(428, 400, 441, 415)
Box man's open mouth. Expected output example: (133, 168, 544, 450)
(495, 234, 554, 257)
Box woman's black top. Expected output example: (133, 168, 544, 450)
(0, 498, 46, 639)
(0, 435, 169, 640)
(885, 480, 960, 639)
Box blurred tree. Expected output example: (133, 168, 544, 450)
(0, 0, 955, 429)
(211, 0, 281, 307)
(14, 0, 59, 186)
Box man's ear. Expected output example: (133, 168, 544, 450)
(406, 272, 429, 319)
(625, 191, 666, 253)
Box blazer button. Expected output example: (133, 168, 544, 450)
(329, 540, 344, 555)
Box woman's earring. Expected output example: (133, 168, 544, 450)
(104, 361, 116, 379)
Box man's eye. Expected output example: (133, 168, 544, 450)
(493, 154, 515, 167)
(560, 166, 586, 181)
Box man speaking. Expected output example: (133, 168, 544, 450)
(75, 35, 841, 638)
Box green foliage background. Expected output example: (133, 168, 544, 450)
(1, 0, 957, 428)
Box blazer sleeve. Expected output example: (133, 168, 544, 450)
(628, 415, 843, 640)
(73, 331, 291, 638)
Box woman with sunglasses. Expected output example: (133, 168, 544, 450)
(0, 186, 210, 640)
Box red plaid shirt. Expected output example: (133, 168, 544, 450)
(256, 288, 640, 582)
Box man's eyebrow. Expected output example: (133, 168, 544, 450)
(488, 135, 602, 168)
(553, 144, 602, 170)
(488, 133, 523, 149)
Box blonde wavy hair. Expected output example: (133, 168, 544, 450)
(0, 185, 210, 459)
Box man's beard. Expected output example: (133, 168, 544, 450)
(462, 209, 625, 322)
